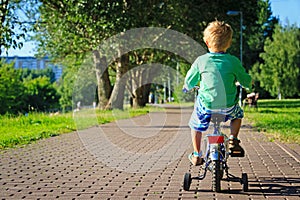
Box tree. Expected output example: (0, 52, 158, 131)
(251, 24, 300, 99)
(244, 0, 278, 70)
(56, 55, 84, 111)
(23, 76, 60, 112)
(0, 0, 38, 55)
(0, 60, 25, 114)
(35, 0, 120, 109)
(21, 67, 56, 83)
(34, 0, 278, 109)
(0, 59, 60, 114)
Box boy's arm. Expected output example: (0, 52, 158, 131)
(184, 62, 200, 90)
(235, 59, 252, 91)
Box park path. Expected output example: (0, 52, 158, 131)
(1, 105, 299, 199)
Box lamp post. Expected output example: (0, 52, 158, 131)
(227, 10, 243, 106)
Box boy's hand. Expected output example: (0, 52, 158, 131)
(182, 87, 189, 93)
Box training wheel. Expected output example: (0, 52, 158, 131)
(183, 173, 192, 191)
(242, 173, 248, 192)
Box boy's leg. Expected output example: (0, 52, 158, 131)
(229, 118, 245, 157)
(230, 118, 241, 138)
(189, 129, 203, 166)
(191, 129, 202, 153)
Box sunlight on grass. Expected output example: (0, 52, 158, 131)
(245, 99, 300, 144)
(0, 106, 164, 149)
(0, 112, 76, 148)
(1, 100, 298, 148)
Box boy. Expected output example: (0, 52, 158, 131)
(183, 20, 252, 166)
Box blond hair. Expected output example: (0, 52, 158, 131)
(203, 20, 233, 52)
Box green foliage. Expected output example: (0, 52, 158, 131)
(0, 59, 60, 114)
(0, 60, 26, 114)
(56, 55, 83, 111)
(245, 0, 278, 70)
(23, 76, 60, 112)
(245, 99, 300, 144)
(173, 84, 195, 103)
(21, 67, 56, 83)
(72, 55, 97, 108)
(35, 0, 277, 64)
(33, 0, 278, 109)
(58, 68, 76, 111)
(0, 0, 39, 55)
(35, 0, 125, 58)
(251, 24, 300, 98)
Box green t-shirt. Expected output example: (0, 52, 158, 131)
(184, 53, 252, 109)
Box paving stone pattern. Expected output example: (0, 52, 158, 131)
(1, 106, 299, 199)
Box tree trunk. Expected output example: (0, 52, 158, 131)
(105, 50, 129, 110)
(93, 50, 112, 110)
(132, 84, 151, 108)
(129, 66, 157, 108)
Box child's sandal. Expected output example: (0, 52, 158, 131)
(229, 137, 245, 157)
(188, 152, 204, 166)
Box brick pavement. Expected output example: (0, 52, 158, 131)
(1, 106, 299, 199)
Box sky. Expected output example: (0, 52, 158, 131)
(1, 0, 300, 57)
(270, 0, 300, 26)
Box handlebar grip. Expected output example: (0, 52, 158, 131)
(182, 88, 189, 93)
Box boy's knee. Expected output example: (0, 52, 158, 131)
(231, 118, 241, 123)
(191, 129, 202, 134)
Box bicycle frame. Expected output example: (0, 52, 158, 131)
(206, 133, 227, 161)
(193, 118, 229, 181)
(183, 88, 249, 192)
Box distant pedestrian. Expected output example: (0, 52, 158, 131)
(77, 101, 81, 110)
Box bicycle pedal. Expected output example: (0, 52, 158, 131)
(230, 150, 245, 157)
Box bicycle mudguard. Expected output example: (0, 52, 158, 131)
(208, 135, 224, 144)
(209, 144, 222, 161)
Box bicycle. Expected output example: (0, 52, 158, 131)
(183, 113, 249, 192)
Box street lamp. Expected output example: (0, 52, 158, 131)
(227, 10, 243, 106)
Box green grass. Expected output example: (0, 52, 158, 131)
(244, 99, 300, 144)
(0, 106, 163, 149)
(1, 100, 298, 149)
(0, 112, 76, 149)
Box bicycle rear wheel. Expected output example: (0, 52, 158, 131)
(212, 160, 221, 192)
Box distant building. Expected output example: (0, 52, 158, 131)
(1, 56, 63, 81)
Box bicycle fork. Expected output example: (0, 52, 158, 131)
(192, 136, 228, 180)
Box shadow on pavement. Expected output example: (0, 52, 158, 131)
(248, 177, 300, 196)
(188, 177, 300, 196)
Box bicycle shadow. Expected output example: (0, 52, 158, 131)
(191, 177, 300, 196)
(245, 177, 300, 196)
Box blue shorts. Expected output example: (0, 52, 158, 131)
(189, 99, 244, 132)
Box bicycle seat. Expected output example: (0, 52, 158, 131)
(210, 114, 226, 124)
